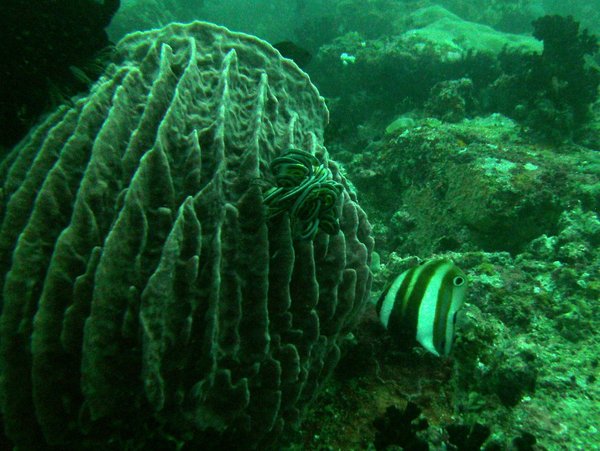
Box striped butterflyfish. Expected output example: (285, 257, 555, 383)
(376, 259, 467, 357)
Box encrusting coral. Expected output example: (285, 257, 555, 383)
(0, 21, 373, 450)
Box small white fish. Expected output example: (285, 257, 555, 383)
(376, 259, 467, 357)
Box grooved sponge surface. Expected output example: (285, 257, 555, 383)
(0, 21, 373, 449)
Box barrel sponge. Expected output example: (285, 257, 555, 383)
(0, 21, 373, 449)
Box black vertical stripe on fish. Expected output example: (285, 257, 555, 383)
(375, 280, 393, 314)
(400, 260, 445, 344)
(388, 261, 441, 341)
(386, 265, 417, 342)
(377, 259, 467, 357)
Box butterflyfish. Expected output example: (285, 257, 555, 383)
(376, 259, 467, 357)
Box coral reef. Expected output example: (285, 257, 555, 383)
(310, 6, 541, 150)
(111, 5, 600, 145)
(286, 230, 598, 449)
(1, 2, 598, 450)
(287, 106, 599, 448)
(290, 9, 599, 446)
(337, 114, 598, 258)
(0, 21, 373, 449)
(310, 8, 599, 147)
(491, 15, 600, 142)
(425, 78, 474, 123)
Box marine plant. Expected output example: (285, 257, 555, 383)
(373, 403, 429, 450)
(495, 15, 600, 142)
(263, 148, 343, 240)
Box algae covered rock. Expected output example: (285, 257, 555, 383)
(343, 115, 598, 257)
(0, 21, 373, 450)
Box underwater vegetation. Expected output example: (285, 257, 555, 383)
(493, 14, 600, 142)
(0, 0, 121, 149)
(312, 7, 599, 147)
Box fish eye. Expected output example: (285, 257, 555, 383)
(453, 276, 465, 286)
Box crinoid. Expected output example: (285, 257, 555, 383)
(264, 148, 343, 240)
